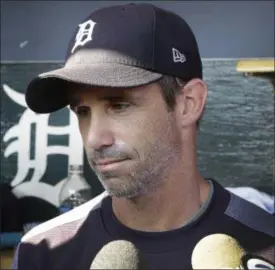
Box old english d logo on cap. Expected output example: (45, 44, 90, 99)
(71, 19, 97, 54)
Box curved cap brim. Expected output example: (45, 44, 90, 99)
(25, 63, 163, 113)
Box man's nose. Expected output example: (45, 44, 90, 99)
(86, 118, 114, 151)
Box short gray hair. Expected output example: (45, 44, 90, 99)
(157, 75, 203, 129)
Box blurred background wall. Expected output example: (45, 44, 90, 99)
(1, 1, 274, 60)
(1, 1, 274, 225)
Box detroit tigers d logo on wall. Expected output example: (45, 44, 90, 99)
(1, 83, 84, 207)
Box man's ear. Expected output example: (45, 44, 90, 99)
(176, 78, 208, 127)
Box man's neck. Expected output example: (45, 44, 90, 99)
(112, 172, 210, 232)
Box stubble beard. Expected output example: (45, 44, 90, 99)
(87, 126, 181, 199)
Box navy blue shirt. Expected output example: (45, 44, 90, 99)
(14, 180, 274, 269)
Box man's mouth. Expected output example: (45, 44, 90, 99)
(93, 158, 127, 166)
(94, 159, 129, 172)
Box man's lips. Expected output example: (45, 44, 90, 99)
(93, 159, 128, 166)
(93, 159, 129, 172)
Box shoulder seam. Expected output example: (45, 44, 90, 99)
(225, 192, 274, 237)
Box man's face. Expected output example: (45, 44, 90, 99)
(70, 82, 182, 198)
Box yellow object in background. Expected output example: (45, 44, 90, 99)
(0, 249, 14, 269)
(236, 58, 275, 73)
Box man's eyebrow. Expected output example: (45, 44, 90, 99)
(68, 88, 142, 109)
(97, 90, 141, 101)
(69, 94, 126, 106)
(98, 95, 127, 101)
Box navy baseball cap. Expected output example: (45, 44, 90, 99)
(26, 3, 202, 113)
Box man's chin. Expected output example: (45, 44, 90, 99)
(99, 175, 148, 198)
(104, 186, 144, 199)
(105, 189, 137, 198)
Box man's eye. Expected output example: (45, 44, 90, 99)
(75, 106, 90, 117)
(110, 102, 130, 112)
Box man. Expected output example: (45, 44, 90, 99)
(14, 3, 274, 269)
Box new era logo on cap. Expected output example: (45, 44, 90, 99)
(172, 48, 186, 63)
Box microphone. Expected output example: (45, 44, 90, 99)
(191, 234, 245, 269)
(191, 234, 275, 269)
(90, 240, 144, 269)
(242, 253, 274, 270)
